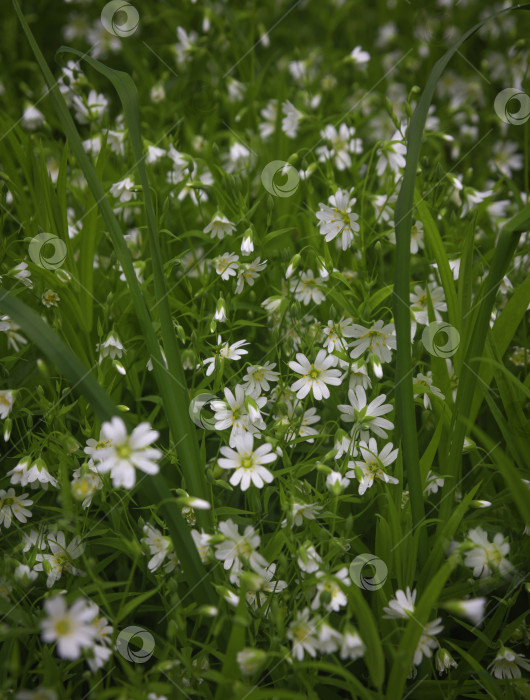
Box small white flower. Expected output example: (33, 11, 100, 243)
(410, 284, 447, 326)
(347, 438, 399, 496)
(287, 608, 319, 661)
(289, 349, 342, 400)
(312, 567, 350, 612)
(0, 390, 14, 419)
(297, 544, 322, 574)
(317, 622, 343, 653)
(435, 648, 458, 675)
(242, 362, 279, 393)
(218, 432, 277, 491)
(109, 177, 136, 203)
(413, 618, 443, 666)
(22, 104, 45, 130)
(291, 270, 326, 306)
(235, 257, 267, 294)
(316, 188, 360, 250)
(326, 470, 350, 493)
(340, 628, 366, 660)
(215, 252, 239, 280)
(383, 587, 416, 619)
(34, 531, 85, 588)
(0, 488, 33, 528)
(89, 417, 161, 489)
(346, 320, 396, 365)
(338, 385, 394, 442)
(214, 519, 269, 583)
(40, 595, 97, 660)
(463, 526, 512, 578)
(489, 647, 530, 679)
(350, 46, 370, 65)
(7, 457, 58, 490)
(281, 100, 303, 138)
(41, 290, 60, 308)
(316, 123, 362, 171)
(204, 214, 236, 241)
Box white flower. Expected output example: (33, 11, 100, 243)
(350, 46, 370, 65)
(72, 90, 108, 124)
(326, 470, 350, 493)
(448, 598, 487, 627)
(413, 372, 445, 409)
(7, 457, 58, 490)
(218, 432, 277, 491)
(16, 688, 57, 700)
(11, 262, 33, 288)
(174, 26, 198, 66)
(109, 177, 136, 203)
(214, 519, 269, 583)
(0, 488, 33, 528)
(489, 647, 530, 679)
(242, 362, 279, 393)
(424, 469, 444, 496)
(0, 390, 14, 419)
(146, 144, 166, 163)
(410, 284, 447, 326)
(14, 563, 38, 584)
(0, 316, 27, 352)
(297, 544, 322, 574)
(22, 104, 45, 130)
(317, 622, 343, 653)
(259, 99, 278, 139)
(40, 595, 97, 660)
(235, 257, 267, 294)
(340, 628, 366, 660)
(203, 214, 236, 240)
(311, 567, 350, 611)
(287, 608, 319, 661)
(316, 123, 363, 171)
(463, 526, 512, 578)
(435, 648, 458, 675)
(289, 349, 342, 400)
(347, 438, 399, 496)
(282, 100, 303, 138)
(141, 523, 175, 573)
(42, 290, 60, 308)
(383, 587, 416, 619)
(413, 618, 443, 666)
(410, 221, 425, 254)
(316, 188, 360, 250)
(338, 386, 394, 441)
(191, 529, 212, 562)
(89, 417, 161, 489)
(322, 317, 353, 352)
(34, 531, 85, 588)
(211, 384, 266, 447)
(200, 336, 249, 376)
(237, 647, 267, 675)
(346, 320, 396, 365)
(87, 614, 113, 671)
(241, 229, 254, 256)
(376, 129, 407, 177)
(288, 502, 322, 527)
(291, 270, 326, 306)
(215, 252, 239, 280)
(71, 465, 103, 508)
